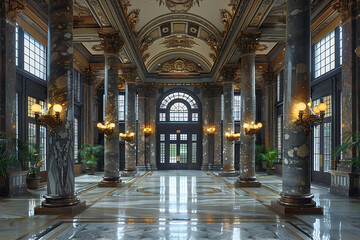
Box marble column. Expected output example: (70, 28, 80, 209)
(81, 69, 95, 145)
(148, 85, 157, 170)
(35, 0, 86, 214)
(235, 31, 261, 187)
(201, 85, 213, 170)
(212, 85, 223, 170)
(270, 0, 322, 214)
(137, 85, 146, 171)
(0, 1, 23, 138)
(123, 72, 137, 176)
(330, 0, 360, 196)
(221, 74, 237, 176)
(98, 31, 123, 187)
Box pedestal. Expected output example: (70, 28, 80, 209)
(98, 177, 122, 187)
(35, 201, 86, 215)
(235, 178, 261, 187)
(270, 200, 322, 215)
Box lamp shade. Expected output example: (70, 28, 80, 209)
(97, 123, 103, 128)
(297, 102, 307, 111)
(313, 105, 320, 115)
(318, 103, 327, 112)
(53, 104, 63, 113)
(257, 123, 262, 128)
(32, 104, 42, 113)
(109, 123, 115, 128)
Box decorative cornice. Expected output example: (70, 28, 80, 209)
(84, 0, 111, 27)
(98, 31, 124, 55)
(156, 0, 203, 13)
(160, 35, 198, 49)
(156, 58, 203, 74)
(332, 0, 356, 20)
(236, 31, 261, 55)
(7, 0, 25, 21)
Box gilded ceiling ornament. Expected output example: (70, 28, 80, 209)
(236, 31, 261, 55)
(98, 31, 124, 54)
(140, 36, 153, 55)
(228, 0, 239, 15)
(142, 53, 150, 62)
(206, 35, 219, 55)
(160, 35, 198, 49)
(7, 0, 25, 21)
(128, 9, 140, 32)
(220, 9, 232, 33)
(119, 0, 132, 16)
(332, 0, 355, 20)
(209, 53, 216, 62)
(256, 44, 268, 52)
(156, 58, 203, 74)
(156, 0, 202, 12)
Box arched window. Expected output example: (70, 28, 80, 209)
(158, 91, 200, 122)
(170, 102, 188, 121)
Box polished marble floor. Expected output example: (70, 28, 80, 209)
(1, 170, 360, 239)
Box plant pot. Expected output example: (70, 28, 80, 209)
(86, 164, 96, 175)
(26, 176, 41, 189)
(266, 167, 276, 175)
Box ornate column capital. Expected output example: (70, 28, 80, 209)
(332, 0, 356, 20)
(236, 31, 261, 55)
(84, 68, 96, 85)
(98, 30, 124, 55)
(220, 66, 237, 83)
(6, 0, 25, 21)
(262, 71, 276, 85)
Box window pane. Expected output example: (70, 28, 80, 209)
(169, 144, 177, 163)
(118, 94, 125, 121)
(28, 123, 36, 145)
(180, 144, 187, 163)
(74, 118, 79, 161)
(314, 30, 335, 78)
(313, 125, 321, 171)
(192, 113, 198, 122)
(169, 102, 188, 122)
(170, 134, 177, 141)
(160, 92, 198, 109)
(160, 134, 165, 141)
(277, 116, 283, 160)
(160, 143, 165, 163)
(40, 125, 47, 171)
(28, 96, 37, 118)
(323, 122, 332, 172)
(180, 134, 187, 141)
(234, 95, 241, 121)
(23, 31, 47, 80)
(192, 142, 197, 163)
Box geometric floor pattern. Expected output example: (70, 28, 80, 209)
(1, 170, 359, 239)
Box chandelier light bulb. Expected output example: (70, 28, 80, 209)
(53, 104, 62, 113)
(32, 104, 42, 113)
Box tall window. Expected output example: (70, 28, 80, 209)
(277, 115, 283, 160)
(312, 95, 333, 173)
(118, 94, 125, 121)
(74, 70, 81, 103)
(16, 24, 19, 66)
(234, 94, 241, 121)
(23, 31, 47, 80)
(277, 71, 283, 102)
(314, 30, 335, 78)
(74, 118, 79, 162)
(28, 96, 47, 170)
(339, 26, 342, 65)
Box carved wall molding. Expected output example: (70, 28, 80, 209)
(156, 0, 203, 13)
(128, 9, 140, 32)
(249, 0, 275, 28)
(7, 0, 25, 21)
(206, 35, 220, 55)
(236, 31, 261, 55)
(332, 0, 356, 20)
(74, 1, 91, 16)
(98, 31, 124, 55)
(85, 0, 111, 26)
(160, 35, 198, 48)
(156, 58, 203, 74)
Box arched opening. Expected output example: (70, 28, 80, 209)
(157, 90, 202, 170)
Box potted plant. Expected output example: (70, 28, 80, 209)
(255, 145, 266, 171)
(25, 144, 42, 189)
(259, 147, 278, 175)
(79, 144, 104, 175)
(0, 132, 17, 179)
(333, 132, 360, 171)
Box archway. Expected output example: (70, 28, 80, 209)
(157, 89, 202, 170)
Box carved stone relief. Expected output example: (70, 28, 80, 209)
(156, 0, 202, 12)
(156, 58, 203, 73)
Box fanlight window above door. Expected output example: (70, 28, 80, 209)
(169, 102, 188, 122)
(160, 92, 198, 109)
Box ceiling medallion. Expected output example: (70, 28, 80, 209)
(160, 35, 198, 49)
(156, 58, 203, 75)
(156, 0, 203, 12)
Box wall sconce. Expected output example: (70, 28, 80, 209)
(144, 127, 152, 136)
(243, 122, 262, 136)
(206, 126, 215, 135)
(294, 102, 327, 134)
(120, 132, 135, 142)
(355, 46, 360, 57)
(32, 103, 63, 135)
(225, 132, 240, 141)
(97, 122, 116, 138)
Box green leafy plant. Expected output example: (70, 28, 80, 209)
(332, 132, 360, 171)
(258, 147, 278, 168)
(27, 144, 42, 178)
(0, 132, 18, 178)
(255, 144, 266, 164)
(79, 144, 104, 169)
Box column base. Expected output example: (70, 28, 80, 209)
(210, 164, 222, 171)
(235, 178, 261, 187)
(270, 200, 323, 215)
(136, 165, 147, 171)
(35, 194, 86, 215)
(98, 177, 122, 187)
(218, 170, 238, 177)
(201, 165, 210, 171)
(121, 168, 137, 177)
